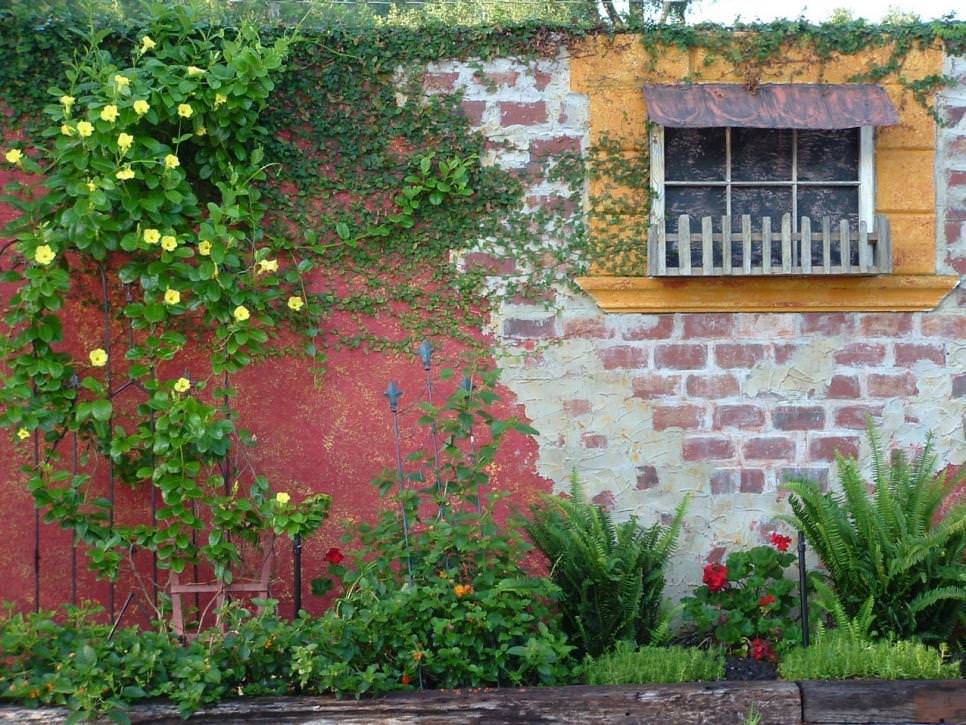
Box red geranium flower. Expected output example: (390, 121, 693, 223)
(769, 532, 792, 552)
(759, 594, 777, 608)
(702, 562, 728, 592)
(750, 638, 777, 663)
(324, 547, 345, 565)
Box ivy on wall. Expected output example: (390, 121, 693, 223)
(0, 2, 963, 591)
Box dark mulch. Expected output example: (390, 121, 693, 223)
(725, 656, 778, 681)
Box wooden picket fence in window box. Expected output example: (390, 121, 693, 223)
(647, 213, 891, 276)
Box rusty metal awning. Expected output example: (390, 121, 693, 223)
(643, 83, 899, 129)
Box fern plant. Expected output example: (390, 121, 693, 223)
(784, 423, 966, 647)
(524, 474, 687, 658)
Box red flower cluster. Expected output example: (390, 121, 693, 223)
(758, 594, 777, 608)
(750, 638, 777, 663)
(324, 547, 344, 565)
(769, 532, 792, 552)
(702, 563, 728, 592)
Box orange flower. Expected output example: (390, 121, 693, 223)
(453, 583, 474, 597)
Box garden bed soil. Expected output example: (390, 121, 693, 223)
(2, 679, 965, 724)
(725, 656, 778, 681)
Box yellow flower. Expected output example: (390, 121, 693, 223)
(232, 305, 250, 322)
(164, 154, 180, 170)
(117, 133, 134, 152)
(76, 121, 94, 138)
(164, 288, 181, 305)
(177, 103, 193, 118)
(60, 95, 75, 109)
(17, 428, 31, 441)
(186, 66, 205, 77)
(198, 240, 212, 256)
(275, 492, 290, 504)
(215, 93, 228, 107)
(173, 377, 191, 393)
(34, 245, 55, 265)
(161, 235, 178, 252)
(140, 36, 156, 53)
(113, 74, 130, 88)
(89, 348, 108, 367)
(4, 148, 23, 164)
(257, 258, 278, 274)
(195, 126, 206, 136)
(287, 296, 304, 311)
(86, 180, 96, 192)
(61, 124, 74, 136)
(143, 228, 161, 245)
(115, 166, 135, 181)
(100, 105, 119, 123)
(133, 99, 150, 116)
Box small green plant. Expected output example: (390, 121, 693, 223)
(303, 371, 574, 692)
(779, 631, 958, 680)
(784, 423, 966, 647)
(582, 642, 724, 685)
(524, 474, 687, 659)
(743, 704, 762, 725)
(682, 533, 801, 661)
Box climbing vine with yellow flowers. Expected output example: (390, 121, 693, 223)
(0, 9, 333, 587)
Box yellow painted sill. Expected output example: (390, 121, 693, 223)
(575, 274, 960, 313)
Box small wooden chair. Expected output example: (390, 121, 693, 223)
(169, 534, 275, 640)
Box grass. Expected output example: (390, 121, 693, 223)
(582, 642, 725, 685)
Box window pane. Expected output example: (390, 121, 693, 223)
(731, 187, 793, 229)
(731, 128, 793, 181)
(665, 186, 726, 230)
(798, 186, 859, 226)
(798, 129, 859, 181)
(665, 186, 726, 268)
(665, 128, 726, 181)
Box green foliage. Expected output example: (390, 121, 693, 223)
(0, 4, 331, 586)
(303, 373, 574, 691)
(582, 641, 724, 685)
(784, 423, 966, 647)
(778, 629, 959, 680)
(682, 539, 801, 659)
(524, 474, 686, 659)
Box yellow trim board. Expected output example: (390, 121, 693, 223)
(576, 275, 960, 313)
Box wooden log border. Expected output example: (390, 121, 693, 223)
(1, 679, 964, 724)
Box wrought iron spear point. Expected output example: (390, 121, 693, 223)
(384, 381, 403, 411)
(419, 339, 433, 370)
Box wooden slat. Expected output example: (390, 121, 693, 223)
(701, 216, 713, 275)
(800, 679, 966, 725)
(722, 215, 732, 274)
(648, 224, 657, 275)
(839, 219, 851, 273)
(678, 215, 691, 275)
(800, 216, 812, 274)
(858, 219, 870, 272)
(741, 214, 752, 274)
(879, 213, 893, 272)
(781, 213, 792, 273)
(821, 216, 831, 273)
(658, 224, 668, 275)
(762, 215, 772, 274)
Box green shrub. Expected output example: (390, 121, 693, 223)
(524, 476, 686, 659)
(784, 423, 965, 647)
(582, 642, 725, 684)
(778, 631, 959, 680)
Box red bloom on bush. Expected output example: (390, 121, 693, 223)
(324, 547, 344, 565)
(750, 638, 777, 663)
(758, 593, 777, 608)
(769, 532, 792, 552)
(703, 563, 728, 592)
(400, 673, 411, 685)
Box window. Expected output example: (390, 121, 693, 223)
(644, 84, 894, 276)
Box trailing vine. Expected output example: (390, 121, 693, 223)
(0, 2, 963, 594)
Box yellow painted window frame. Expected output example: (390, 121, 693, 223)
(571, 36, 959, 313)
